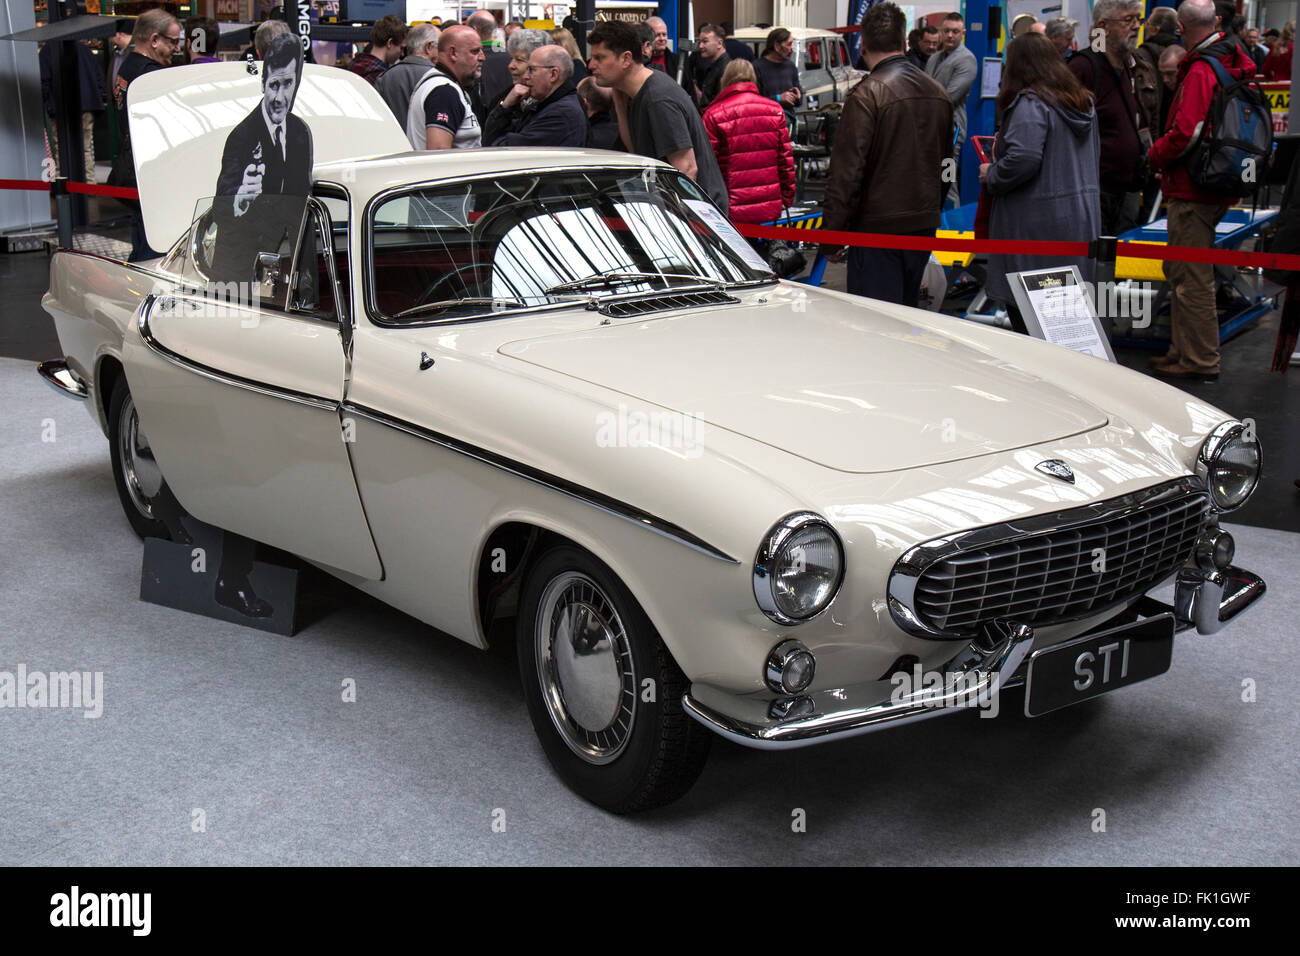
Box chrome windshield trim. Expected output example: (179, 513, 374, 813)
(136, 294, 338, 411)
(361, 164, 774, 329)
(887, 476, 1208, 640)
(341, 401, 739, 564)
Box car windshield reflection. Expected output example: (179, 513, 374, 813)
(368, 168, 775, 323)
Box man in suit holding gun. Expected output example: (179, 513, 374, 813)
(210, 33, 314, 294)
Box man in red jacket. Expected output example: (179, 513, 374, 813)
(1147, 0, 1257, 382)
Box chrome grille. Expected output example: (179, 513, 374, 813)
(599, 290, 737, 317)
(890, 478, 1209, 637)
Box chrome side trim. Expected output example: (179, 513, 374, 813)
(135, 294, 338, 411)
(37, 360, 89, 400)
(341, 401, 739, 564)
(683, 620, 1034, 749)
(887, 476, 1207, 640)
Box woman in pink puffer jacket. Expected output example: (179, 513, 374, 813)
(702, 60, 797, 223)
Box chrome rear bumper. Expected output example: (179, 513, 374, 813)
(37, 359, 89, 400)
(686, 564, 1266, 750)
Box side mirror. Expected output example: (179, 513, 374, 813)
(255, 252, 282, 300)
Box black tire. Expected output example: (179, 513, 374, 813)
(517, 545, 712, 813)
(107, 376, 177, 541)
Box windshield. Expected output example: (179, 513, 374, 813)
(367, 167, 774, 323)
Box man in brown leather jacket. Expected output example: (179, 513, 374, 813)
(822, 2, 953, 307)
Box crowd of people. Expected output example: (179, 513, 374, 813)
(74, 3, 1298, 383)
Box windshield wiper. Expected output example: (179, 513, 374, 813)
(394, 298, 524, 319)
(544, 271, 722, 296)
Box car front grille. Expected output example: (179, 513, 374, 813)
(889, 478, 1209, 637)
(598, 290, 738, 317)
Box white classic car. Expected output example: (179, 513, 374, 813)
(40, 65, 1265, 812)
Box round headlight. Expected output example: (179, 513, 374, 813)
(754, 513, 845, 625)
(1196, 422, 1262, 512)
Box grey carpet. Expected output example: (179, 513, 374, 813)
(1, 356, 1296, 865)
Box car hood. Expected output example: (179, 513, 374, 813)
(498, 291, 1109, 473)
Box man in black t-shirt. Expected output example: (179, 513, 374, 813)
(587, 20, 728, 213)
(111, 8, 181, 261)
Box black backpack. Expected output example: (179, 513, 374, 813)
(1187, 56, 1273, 196)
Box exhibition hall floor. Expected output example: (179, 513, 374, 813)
(2, 299, 1298, 863)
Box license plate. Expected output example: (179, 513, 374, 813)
(1023, 614, 1175, 717)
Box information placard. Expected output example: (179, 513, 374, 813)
(1008, 266, 1115, 362)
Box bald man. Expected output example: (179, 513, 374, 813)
(407, 25, 485, 149)
(484, 44, 586, 146)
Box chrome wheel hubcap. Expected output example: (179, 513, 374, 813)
(535, 572, 636, 765)
(118, 395, 163, 519)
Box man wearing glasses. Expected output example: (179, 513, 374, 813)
(110, 8, 181, 261)
(925, 13, 976, 207)
(483, 44, 586, 146)
(1068, 0, 1147, 235)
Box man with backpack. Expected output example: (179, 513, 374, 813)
(1148, 0, 1268, 382)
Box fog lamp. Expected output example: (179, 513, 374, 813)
(766, 639, 817, 695)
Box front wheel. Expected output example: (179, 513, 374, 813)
(517, 546, 712, 813)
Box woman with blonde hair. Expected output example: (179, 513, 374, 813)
(551, 26, 587, 79)
(702, 58, 796, 223)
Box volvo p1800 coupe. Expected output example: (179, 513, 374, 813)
(39, 64, 1265, 812)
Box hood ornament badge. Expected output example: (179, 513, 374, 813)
(1036, 460, 1075, 483)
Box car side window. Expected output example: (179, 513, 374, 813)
(172, 194, 310, 312)
(805, 40, 823, 70)
(289, 204, 341, 324)
(313, 187, 352, 313)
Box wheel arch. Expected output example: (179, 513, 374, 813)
(94, 353, 126, 437)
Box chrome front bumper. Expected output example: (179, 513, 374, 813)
(684, 564, 1266, 750)
(37, 359, 89, 400)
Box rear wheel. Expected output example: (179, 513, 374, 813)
(517, 546, 712, 813)
(107, 376, 176, 540)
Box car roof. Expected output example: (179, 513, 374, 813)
(731, 26, 844, 41)
(314, 148, 665, 202)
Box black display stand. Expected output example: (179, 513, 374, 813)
(139, 520, 301, 635)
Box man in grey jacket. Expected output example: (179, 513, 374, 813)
(926, 12, 977, 205)
(377, 24, 440, 123)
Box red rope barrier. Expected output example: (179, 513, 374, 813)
(66, 182, 140, 199)
(1, 175, 1295, 271)
(734, 221, 1300, 272)
(0, 177, 139, 199)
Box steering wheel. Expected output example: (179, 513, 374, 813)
(413, 263, 489, 307)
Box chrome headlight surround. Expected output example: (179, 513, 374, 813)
(1195, 421, 1262, 513)
(753, 512, 845, 625)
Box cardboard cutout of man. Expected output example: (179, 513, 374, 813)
(216, 33, 313, 216)
(204, 33, 315, 618)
